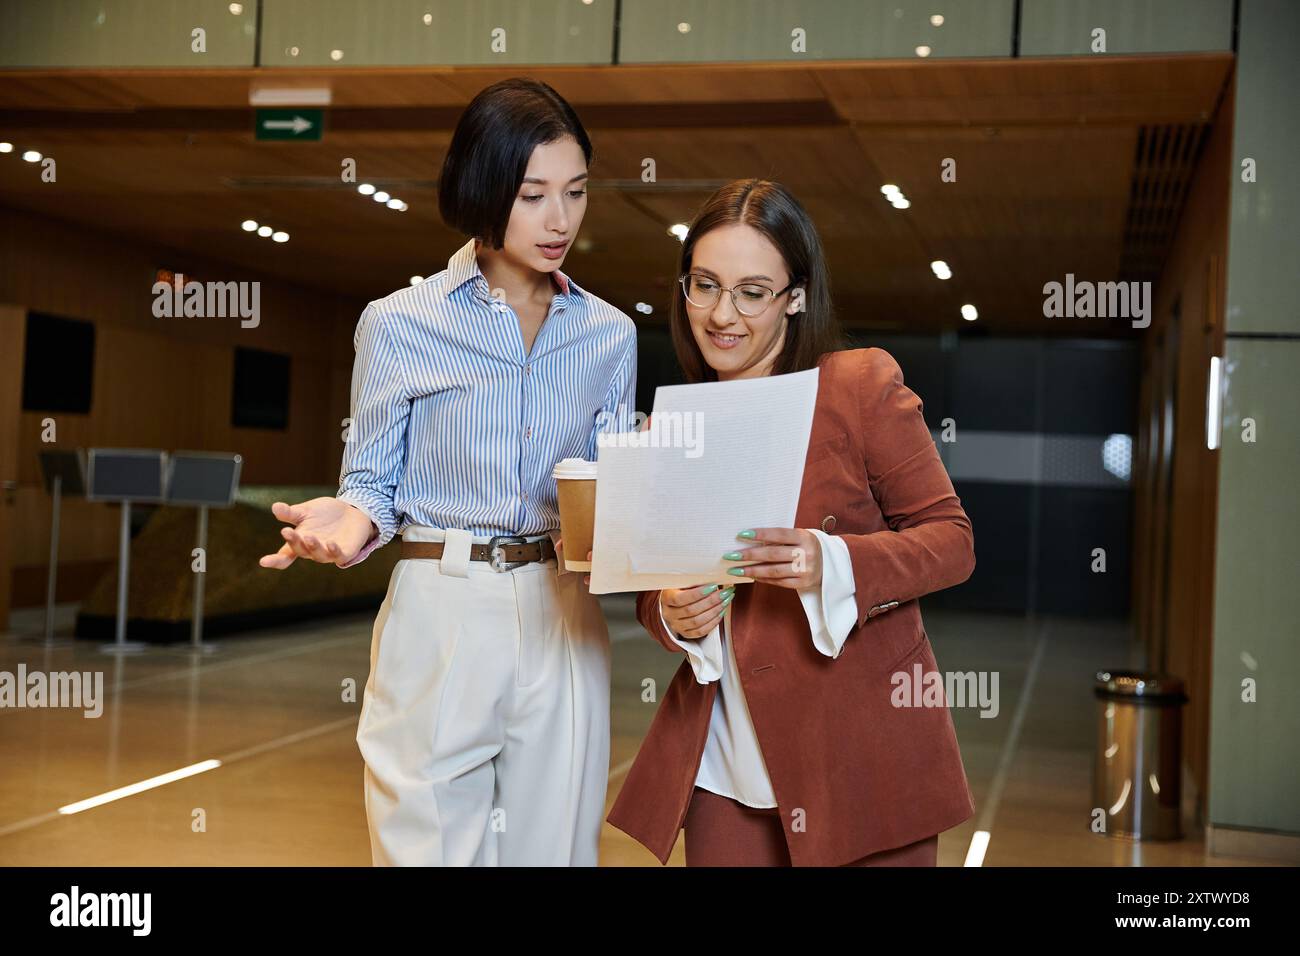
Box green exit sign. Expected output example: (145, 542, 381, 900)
(255, 109, 323, 141)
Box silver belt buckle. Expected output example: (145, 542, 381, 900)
(488, 534, 529, 572)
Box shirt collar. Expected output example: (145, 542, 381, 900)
(445, 239, 488, 298)
(551, 268, 575, 298)
(444, 238, 581, 305)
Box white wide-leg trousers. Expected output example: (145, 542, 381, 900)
(355, 526, 611, 866)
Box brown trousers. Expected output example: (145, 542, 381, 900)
(683, 787, 939, 867)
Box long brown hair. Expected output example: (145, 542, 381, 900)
(670, 179, 845, 383)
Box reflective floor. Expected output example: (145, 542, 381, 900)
(0, 598, 1276, 866)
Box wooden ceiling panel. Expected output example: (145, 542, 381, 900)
(815, 54, 1230, 125)
(0, 54, 1232, 333)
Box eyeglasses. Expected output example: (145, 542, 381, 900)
(679, 273, 797, 317)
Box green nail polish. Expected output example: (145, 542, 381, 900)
(721, 591, 735, 603)
(723, 551, 743, 560)
(737, 530, 756, 539)
(701, 584, 718, 595)
(723, 586, 736, 594)
(727, 567, 746, 576)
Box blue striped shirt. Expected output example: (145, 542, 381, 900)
(336, 238, 638, 564)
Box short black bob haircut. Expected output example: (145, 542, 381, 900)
(439, 78, 594, 250)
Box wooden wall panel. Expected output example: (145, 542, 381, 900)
(1139, 72, 1234, 826)
(0, 305, 26, 623)
(0, 205, 365, 607)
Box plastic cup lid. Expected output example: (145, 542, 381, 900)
(552, 458, 597, 480)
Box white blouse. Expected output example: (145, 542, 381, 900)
(655, 528, 859, 809)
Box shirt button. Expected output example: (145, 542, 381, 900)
(525, 426, 532, 438)
(525, 364, 531, 375)
(521, 490, 528, 500)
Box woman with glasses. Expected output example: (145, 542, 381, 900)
(258, 78, 637, 866)
(606, 179, 976, 867)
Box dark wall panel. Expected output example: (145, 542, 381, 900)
(950, 338, 1041, 432)
(1042, 341, 1139, 436)
(927, 480, 1032, 614)
(1036, 486, 1133, 616)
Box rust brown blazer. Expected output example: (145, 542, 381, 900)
(605, 347, 977, 866)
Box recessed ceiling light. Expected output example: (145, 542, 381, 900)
(22, 150, 42, 162)
(410, 275, 424, 285)
(930, 14, 945, 27)
(668, 223, 689, 241)
(677, 22, 691, 33)
(386, 198, 403, 209)
(373, 191, 390, 203)
(961, 304, 978, 321)
(257, 225, 273, 237)
(358, 183, 376, 195)
(930, 260, 952, 280)
(272, 231, 289, 243)
(241, 219, 258, 231)
(916, 45, 932, 57)
(884, 185, 911, 209)
(0, 142, 13, 153)
(330, 49, 344, 61)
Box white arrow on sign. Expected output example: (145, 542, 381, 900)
(262, 116, 314, 134)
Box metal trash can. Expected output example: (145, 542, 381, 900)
(1093, 670, 1188, 840)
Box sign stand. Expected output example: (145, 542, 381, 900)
(86, 448, 168, 655)
(109, 498, 145, 654)
(166, 451, 243, 655)
(31, 450, 88, 648)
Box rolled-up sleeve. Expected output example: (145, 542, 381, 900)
(633, 577, 728, 684)
(838, 349, 976, 626)
(337, 303, 411, 567)
(797, 528, 859, 658)
(660, 601, 726, 684)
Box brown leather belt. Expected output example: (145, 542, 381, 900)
(399, 534, 556, 571)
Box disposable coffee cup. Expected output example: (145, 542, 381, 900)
(552, 458, 597, 571)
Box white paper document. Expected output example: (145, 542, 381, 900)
(588, 368, 819, 595)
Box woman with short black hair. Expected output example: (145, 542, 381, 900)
(260, 78, 637, 867)
(438, 77, 593, 251)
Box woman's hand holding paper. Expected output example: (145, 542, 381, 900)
(722, 527, 823, 590)
(660, 584, 736, 640)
